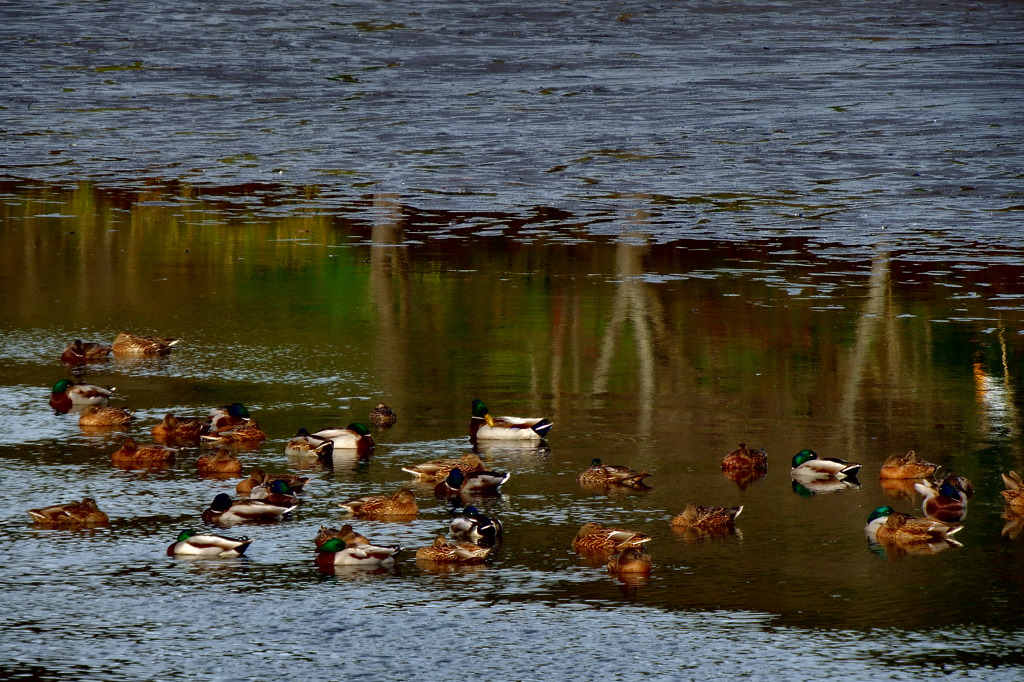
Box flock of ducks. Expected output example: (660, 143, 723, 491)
(31, 334, 1024, 575)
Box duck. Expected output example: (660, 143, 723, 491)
(201, 493, 296, 525)
(249, 479, 301, 507)
(112, 332, 180, 356)
(415, 534, 491, 564)
(151, 413, 207, 443)
(670, 503, 743, 531)
(572, 522, 651, 555)
(27, 498, 109, 528)
(470, 399, 553, 441)
(311, 423, 375, 452)
(401, 453, 485, 481)
(284, 428, 334, 460)
(1002, 471, 1024, 511)
(449, 505, 503, 547)
(79, 404, 133, 428)
(879, 451, 941, 479)
(49, 379, 114, 414)
(315, 537, 402, 568)
(721, 443, 768, 472)
(339, 488, 418, 519)
(939, 470, 974, 499)
(576, 458, 651, 489)
(790, 449, 861, 480)
(110, 437, 177, 465)
(914, 478, 968, 522)
(200, 419, 266, 446)
(236, 468, 309, 496)
(207, 403, 251, 434)
(60, 339, 112, 365)
(166, 529, 253, 557)
(607, 547, 653, 576)
(369, 402, 398, 428)
(434, 467, 510, 498)
(315, 523, 369, 549)
(865, 505, 963, 546)
(195, 449, 242, 477)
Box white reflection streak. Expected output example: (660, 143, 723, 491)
(973, 327, 1019, 439)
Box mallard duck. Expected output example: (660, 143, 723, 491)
(914, 479, 968, 522)
(939, 470, 974, 499)
(369, 402, 398, 428)
(249, 479, 300, 506)
(236, 468, 309, 496)
(166, 529, 253, 557)
(670, 503, 743, 531)
(284, 428, 334, 459)
(110, 437, 177, 465)
(865, 505, 963, 546)
(195, 449, 242, 477)
(721, 443, 768, 472)
(449, 505, 503, 547)
(470, 399, 553, 441)
(311, 423, 375, 452)
(207, 403, 251, 434)
(201, 493, 296, 525)
(434, 467, 510, 498)
(339, 487, 418, 519)
(315, 537, 402, 568)
(1002, 471, 1024, 511)
(49, 379, 114, 414)
(572, 522, 651, 555)
(315, 523, 369, 549)
(576, 458, 651, 488)
(60, 339, 112, 365)
(401, 453, 486, 481)
(415, 534, 491, 564)
(79, 404, 133, 428)
(790, 449, 861, 480)
(200, 419, 266, 446)
(607, 547, 652, 576)
(112, 332, 180, 356)
(151, 413, 207, 442)
(27, 498, 109, 528)
(879, 451, 940, 479)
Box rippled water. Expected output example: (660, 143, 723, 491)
(2, 0, 1024, 679)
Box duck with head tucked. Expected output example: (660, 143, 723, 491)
(607, 547, 653, 576)
(402, 452, 485, 482)
(110, 437, 177, 466)
(200, 419, 266, 447)
(572, 522, 651, 556)
(151, 413, 208, 443)
(914, 478, 968, 522)
(449, 505, 503, 547)
(236, 468, 310, 496)
(206, 403, 251, 434)
(1002, 471, 1024, 512)
(195, 449, 242, 478)
(49, 379, 114, 414)
(202, 493, 297, 525)
(166, 529, 253, 557)
(434, 467, 510, 499)
(670, 503, 743, 532)
(416, 534, 492, 564)
(470, 399, 552, 442)
(284, 428, 334, 460)
(576, 458, 651, 489)
(112, 332, 180, 356)
(60, 339, 112, 365)
(369, 402, 398, 429)
(311, 423, 375, 453)
(790, 449, 861, 481)
(879, 450, 940, 480)
(315, 523, 369, 549)
(28, 498, 109, 528)
(721, 443, 768, 472)
(339, 487, 418, 519)
(79, 404, 134, 428)
(865, 505, 963, 547)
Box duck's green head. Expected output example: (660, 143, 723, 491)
(791, 449, 818, 468)
(318, 538, 346, 553)
(176, 529, 199, 542)
(867, 506, 896, 523)
(446, 468, 465, 487)
(938, 481, 960, 498)
(51, 379, 73, 394)
(471, 399, 490, 418)
(591, 458, 603, 467)
(210, 493, 234, 512)
(227, 403, 250, 419)
(269, 479, 292, 495)
(345, 422, 371, 436)
(463, 505, 480, 516)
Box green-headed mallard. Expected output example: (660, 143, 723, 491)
(879, 450, 941, 480)
(110, 437, 176, 466)
(401, 452, 485, 481)
(415, 534, 491, 564)
(607, 547, 652, 576)
(433, 467, 510, 498)
(206, 403, 251, 434)
(670, 503, 743, 531)
(27, 498, 109, 528)
(790, 449, 861, 480)
(151, 413, 207, 443)
(236, 468, 309, 496)
(201, 493, 296, 525)
(312, 423, 375, 452)
(576, 458, 651, 489)
(721, 443, 768, 472)
(449, 505, 503, 547)
(865, 505, 963, 546)
(369, 402, 398, 428)
(60, 339, 112, 365)
(1002, 471, 1024, 511)
(572, 522, 651, 555)
(913, 478, 968, 522)
(166, 529, 253, 557)
(79, 404, 133, 428)
(200, 419, 266, 447)
(249, 479, 300, 507)
(470, 399, 552, 441)
(112, 332, 180, 356)
(315, 523, 369, 549)
(315, 537, 402, 568)
(49, 379, 114, 414)
(284, 428, 334, 460)
(195, 449, 243, 477)
(339, 487, 418, 519)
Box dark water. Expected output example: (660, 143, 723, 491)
(2, 0, 1024, 679)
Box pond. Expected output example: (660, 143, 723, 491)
(1, 0, 1023, 680)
